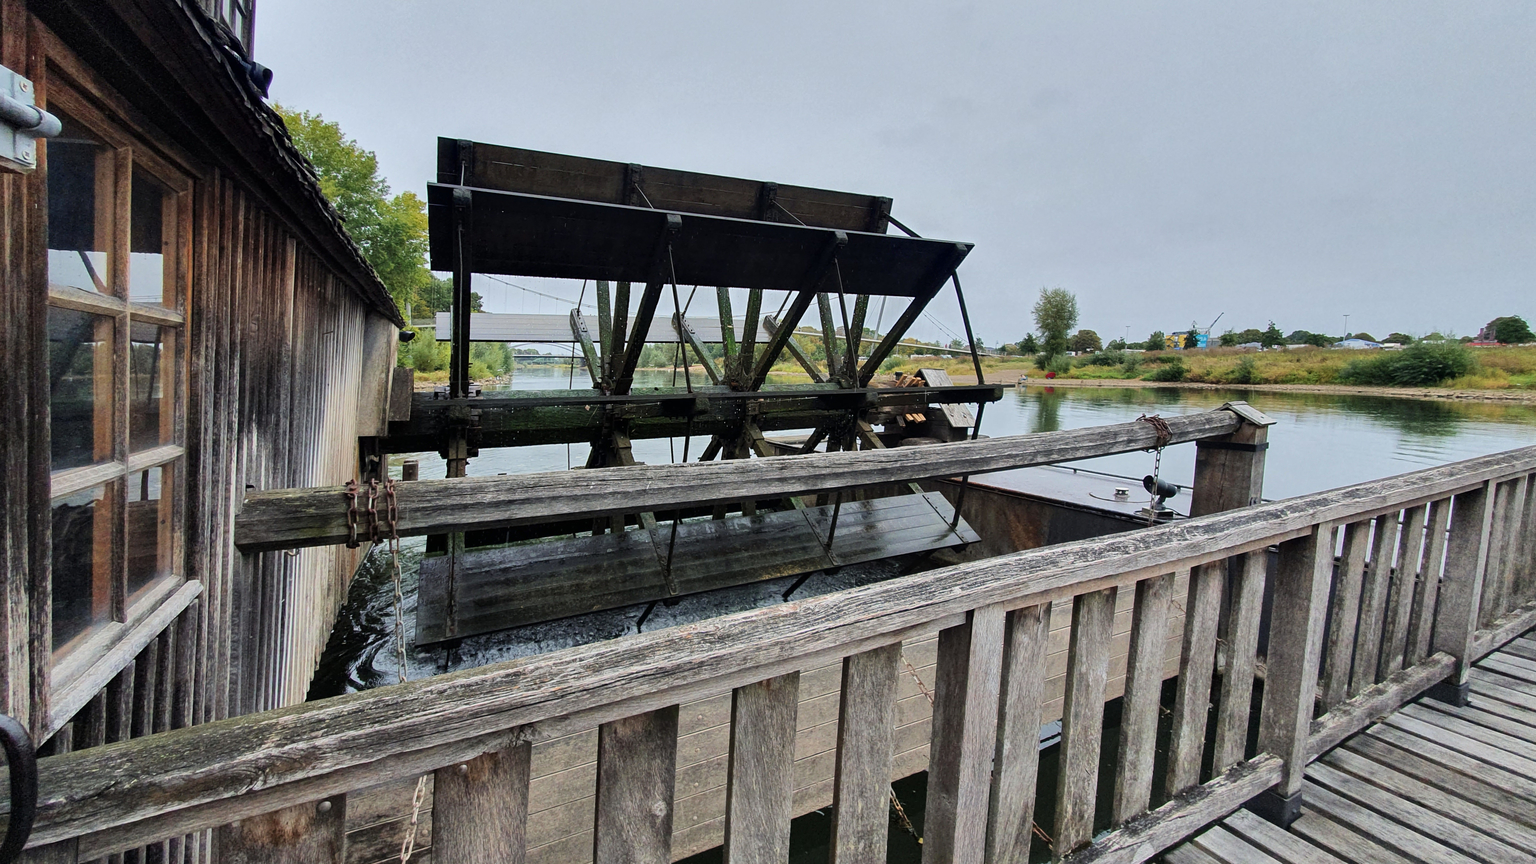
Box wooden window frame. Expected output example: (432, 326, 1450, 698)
(37, 31, 198, 735)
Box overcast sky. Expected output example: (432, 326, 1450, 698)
(258, 1, 1534, 346)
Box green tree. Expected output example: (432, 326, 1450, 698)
(1218, 329, 1239, 347)
(1261, 321, 1285, 348)
(276, 105, 429, 314)
(1069, 329, 1102, 353)
(1145, 330, 1166, 350)
(1384, 332, 1416, 345)
(1032, 288, 1079, 359)
(414, 275, 482, 317)
(1018, 333, 1039, 354)
(1490, 316, 1534, 344)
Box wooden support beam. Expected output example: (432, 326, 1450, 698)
(923, 605, 1005, 864)
(673, 313, 722, 386)
(761, 315, 825, 383)
(594, 706, 679, 864)
(846, 294, 869, 382)
(858, 245, 969, 385)
(569, 309, 603, 390)
(830, 644, 899, 864)
(715, 287, 737, 365)
(723, 673, 799, 864)
(612, 280, 665, 395)
(596, 280, 613, 380)
(817, 293, 841, 383)
(604, 280, 630, 390)
(433, 743, 531, 864)
(733, 289, 763, 387)
(241, 408, 1245, 551)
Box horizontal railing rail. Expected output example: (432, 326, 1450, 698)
(18, 441, 1536, 862)
(233, 407, 1244, 551)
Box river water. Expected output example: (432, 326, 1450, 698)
(308, 368, 1536, 697)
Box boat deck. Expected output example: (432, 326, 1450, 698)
(1166, 630, 1536, 864)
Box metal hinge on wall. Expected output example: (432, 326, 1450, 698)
(0, 65, 60, 173)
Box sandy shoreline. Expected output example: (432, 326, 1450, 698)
(944, 375, 1536, 405)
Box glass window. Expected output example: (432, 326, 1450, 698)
(48, 307, 115, 471)
(46, 109, 114, 295)
(51, 483, 115, 652)
(129, 166, 174, 307)
(126, 466, 173, 597)
(129, 320, 174, 451)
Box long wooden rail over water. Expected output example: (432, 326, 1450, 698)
(13, 434, 1536, 862)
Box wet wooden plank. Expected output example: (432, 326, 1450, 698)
(433, 743, 531, 864)
(593, 707, 679, 864)
(987, 603, 1051, 862)
(830, 644, 899, 864)
(723, 673, 799, 864)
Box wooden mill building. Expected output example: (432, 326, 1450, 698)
(0, 0, 402, 758)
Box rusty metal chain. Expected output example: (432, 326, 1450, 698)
(1137, 414, 1172, 526)
(366, 478, 382, 543)
(344, 480, 361, 549)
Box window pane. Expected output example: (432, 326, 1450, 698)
(130, 321, 175, 451)
(127, 465, 174, 596)
(46, 109, 115, 295)
(129, 167, 175, 307)
(49, 307, 115, 471)
(51, 482, 115, 653)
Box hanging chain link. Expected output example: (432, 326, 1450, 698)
(1137, 415, 1172, 526)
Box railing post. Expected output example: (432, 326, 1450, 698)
(434, 742, 532, 864)
(1428, 482, 1497, 706)
(594, 706, 680, 864)
(216, 795, 347, 863)
(1188, 401, 1273, 517)
(923, 605, 1005, 864)
(724, 672, 801, 864)
(830, 644, 900, 864)
(1250, 524, 1335, 828)
(987, 602, 1052, 862)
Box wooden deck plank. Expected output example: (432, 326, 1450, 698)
(1418, 699, 1536, 745)
(1501, 640, 1536, 662)
(1222, 808, 1345, 864)
(1344, 732, 1536, 825)
(1321, 748, 1536, 856)
(1481, 653, 1536, 683)
(1290, 810, 1413, 864)
(1301, 780, 1479, 864)
(1396, 702, 1536, 762)
(1162, 844, 1223, 864)
(1190, 824, 1286, 864)
(1374, 713, 1536, 782)
(1469, 673, 1536, 712)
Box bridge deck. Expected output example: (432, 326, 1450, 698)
(1167, 630, 1536, 864)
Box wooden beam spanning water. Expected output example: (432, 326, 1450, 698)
(237, 407, 1245, 552)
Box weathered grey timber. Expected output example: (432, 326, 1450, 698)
(1433, 483, 1497, 687)
(1320, 521, 1372, 710)
(1169, 630, 1536, 864)
(15, 446, 1536, 863)
(432, 743, 531, 864)
(1351, 512, 1402, 696)
(1056, 587, 1118, 855)
(1379, 504, 1429, 680)
(722, 673, 799, 864)
(922, 606, 1005, 864)
(829, 645, 899, 864)
(1113, 573, 1173, 822)
(238, 408, 1245, 551)
(1166, 562, 1222, 796)
(1212, 552, 1265, 772)
(593, 707, 679, 864)
(987, 603, 1052, 862)
(215, 795, 346, 864)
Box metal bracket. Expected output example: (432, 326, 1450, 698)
(1220, 400, 1277, 427)
(0, 65, 61, 173)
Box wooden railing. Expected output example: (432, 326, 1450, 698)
(14, 429, 1536, 863)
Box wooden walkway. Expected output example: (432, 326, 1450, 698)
(1167, 630, 1536, 864)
